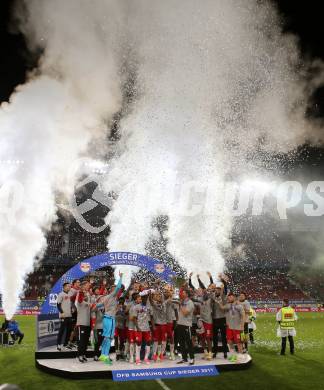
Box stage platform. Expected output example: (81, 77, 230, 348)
(35, 349, 252, 379)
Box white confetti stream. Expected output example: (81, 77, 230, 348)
(104, 0, 321, 285)
(0, 0, 124, 319)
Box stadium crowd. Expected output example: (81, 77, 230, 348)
(227, 268, 308, 300)
(56, 272, 258, 365)
(22, 264, 313, 303)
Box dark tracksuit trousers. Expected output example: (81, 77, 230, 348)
(77, 325, 91, 357)
(177, 324, 194, 361)
(249, 328, 254, 343)
(174, 320, 180, 351)
(281, 336, 294, 354)
(57, 317, 73, 346)
(243, 322, 249, 350)
(212, 317, 227, 356)
(12, 330, 24, 344)
(94, 329, 104, 357)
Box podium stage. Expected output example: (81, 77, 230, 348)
(35, 347, 252, 379)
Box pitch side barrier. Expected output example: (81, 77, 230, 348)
(251, 300, 318, 308)
(255, 307, 324, 313)
(0, 299, 41, 315)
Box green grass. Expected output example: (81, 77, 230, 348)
(1, 313, 324, 389)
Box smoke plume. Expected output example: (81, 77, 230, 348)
(103, 0, 322, 284)
(0, 0, 124, 318)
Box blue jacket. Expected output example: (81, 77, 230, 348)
(7, 321, 19, 333)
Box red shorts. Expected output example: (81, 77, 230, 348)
(114, 328, 127, 340)
(226, 328, 241, 344)
(165, 322, 174, 339)
(153, 324, 167, 342)
(135, 331, 152, 344)
(128, 329, 137, 343)
(202, 322, 213, 338)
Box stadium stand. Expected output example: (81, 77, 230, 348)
(13, 211, 320, 303)
(22, 217, 109, 299)
(227, 268, 310, 301)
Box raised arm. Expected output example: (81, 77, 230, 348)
(121, 277, 134, 299)
(112, 271, 123, 297)
(221, 274, 228, 295)
(219, 273, 228, 296)
(197, 274, 206, 290)
(188, 272, 195, 290)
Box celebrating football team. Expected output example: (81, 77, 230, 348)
(57, 271, 255, 365)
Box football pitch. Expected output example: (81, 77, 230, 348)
(1, 313, 324, 390)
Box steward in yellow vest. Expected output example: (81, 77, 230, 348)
(276, 299, 297, 355)
(279, 307, 295, 330)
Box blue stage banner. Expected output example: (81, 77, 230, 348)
(112, 365, 219, 381)
(41, 251, 175, 315)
